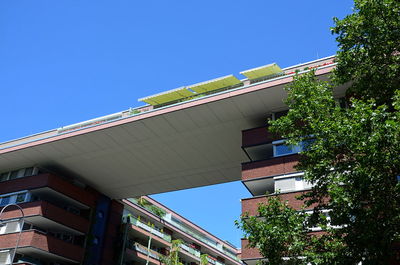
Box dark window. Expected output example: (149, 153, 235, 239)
(9, 170, 19, 180)
(0, 172, 9, 182)
(24, 167, 34, 177)
(15, 193, 26, 203)
(0, 196, 10, 206)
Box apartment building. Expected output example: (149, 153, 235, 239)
(0, 168, 123, 265)
(239, 124, 312, 265)
(0, 168, 242, 265)
(120, 197, 241, 265)
(0, 56, 339, 264)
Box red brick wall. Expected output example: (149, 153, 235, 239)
(242, 191, 310, 215)
(242, 127, 278, 147)
(0, 230, 84, 262)
(241, 232, 326, 261)
(242, 154, 299, 181)
(241, 239, 261, 260)
(0, 173, 96, 207)
(0, 201, 90, 233)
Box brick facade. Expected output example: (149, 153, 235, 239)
(0, 200, 90, 233)
(242, 126, 277, 147)
(0, 173, 96, 207)
(0, 230, 85, 262)
(242, 154, 299, 180)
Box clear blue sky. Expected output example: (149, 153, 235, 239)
(1, 1, 354, 248)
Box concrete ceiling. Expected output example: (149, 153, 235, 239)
(0, 67, 341, 199)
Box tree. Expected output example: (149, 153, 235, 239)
(200, 254, 210, 265)
(332, 0, 400, 105)
(236, 0, 400, 264)
(160, 239, 184, 265)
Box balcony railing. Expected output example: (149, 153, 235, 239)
(216, 260, 225, 265)
(207, 256, 217, 264)
(180, 243, 201, 257)
(128, 199, 241, 262)
(131, 242, 162, 261)
(127, 216, 172, 242)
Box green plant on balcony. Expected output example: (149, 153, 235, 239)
(137, 197, 167, 218)
(200, 254, 209, 265)
(160, 239, 184, 265)
(130, 109, 141, 115)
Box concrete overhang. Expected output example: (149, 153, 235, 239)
(0, 63, 343, 199)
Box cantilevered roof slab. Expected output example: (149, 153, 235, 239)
(0, 59, 341, 199)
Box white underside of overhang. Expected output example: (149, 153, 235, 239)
(0, 72, 345, 199)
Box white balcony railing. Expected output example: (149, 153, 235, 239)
(133, 242, 161, 260)
(128, 216, 172, 242)
(180, 243, 201, 257)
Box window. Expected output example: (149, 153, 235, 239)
(0, 250, 11, 264)
(274, 174, 313, 193)
(0, 221, 22, 234)
(24, 167, 34, 177)
(0, 191, 30, 206)
(0, 172, 9, 182)
(275, 177, 296, 192)
(305, 210, 336, 232)
(0, 196, 10, 206)
(273, 141, 302, 157)
(273, 139, 314, 157)
(15, 193, 27, 203)
(0, 167, 39, 183)
(9, 170, 19, 180)
(5, 221, 21, 233)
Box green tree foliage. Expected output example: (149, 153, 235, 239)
(200, 254, 209, 265)
(236, 0, 400, 264)
(137, 197, 167, 218)
(160, 239, 184, 265)
(236, 196, 309, 265)
(332, 0, 400, 105)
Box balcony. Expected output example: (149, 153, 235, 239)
(206, 255, 226, 265)
(0, 200, 90, 234)
(180, 243, 201, 257)
(126, 215, 172, 242)
(125, 216, 205, 262)
(132, 242, 161, 260)
(241, 190, 313, 216)
(126, 199, 241, 264)
(207, 255, 217, 264)
(0, 230, 84, 263)
(166, 218, 240, 263)
(242, 154, 299, 181)
(0, 173, 96, 208)
(125, 242, 163, 265)
(242, 126, 277, 148)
